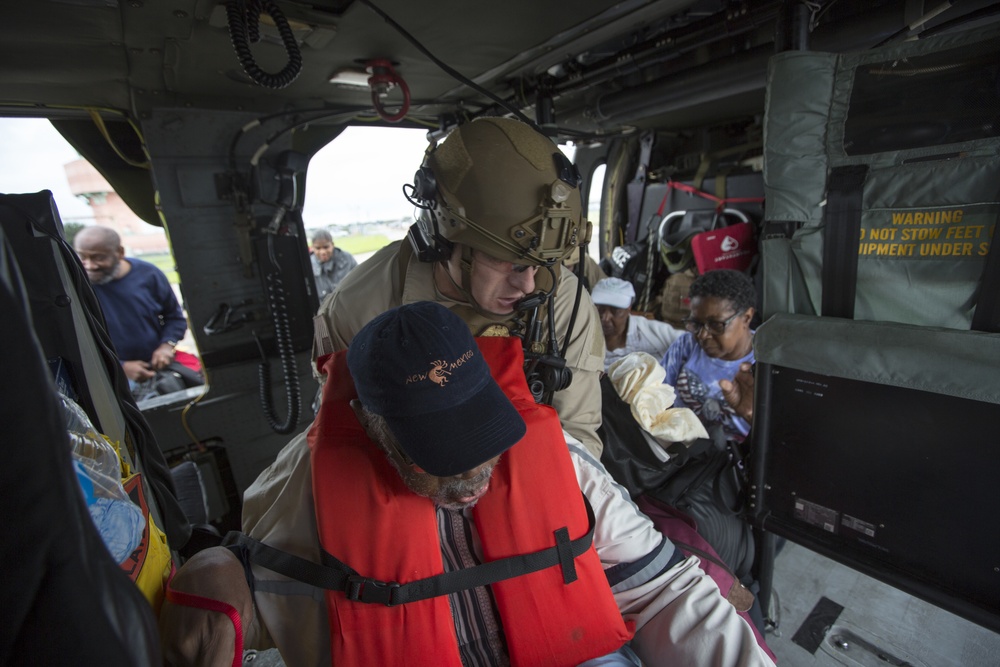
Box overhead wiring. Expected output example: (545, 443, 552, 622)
(360, 0, 619, 140)
(225, 106, 416, 174)
(357, 0, 540, 130)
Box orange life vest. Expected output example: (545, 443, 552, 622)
(308, 336, 633, 667)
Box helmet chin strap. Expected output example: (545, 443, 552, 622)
(432, 246, 510, 320)
(435, 249, 571, 404)
(435, 246, 554, 321)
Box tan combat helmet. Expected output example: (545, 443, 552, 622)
(412, 117, 586, 268)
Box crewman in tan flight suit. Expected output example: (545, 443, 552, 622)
(312, 116, 607, 457)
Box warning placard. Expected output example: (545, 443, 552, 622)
(858, 208, 993, 259)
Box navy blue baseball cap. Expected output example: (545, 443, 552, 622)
(347, 302, 526, 477)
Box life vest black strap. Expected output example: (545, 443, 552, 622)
(223, 493, 596, 607)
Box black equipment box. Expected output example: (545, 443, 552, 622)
(750, 314, 1000, 633)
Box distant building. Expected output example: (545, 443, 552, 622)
(64, 159, 169, 255)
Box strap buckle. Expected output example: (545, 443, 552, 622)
(345, 574, 401, 606)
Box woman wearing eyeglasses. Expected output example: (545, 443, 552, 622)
(660, 269, 757, 442)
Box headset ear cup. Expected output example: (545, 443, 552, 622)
(407, 164, 452, 262)
(407, 220, 451, 263)
(413, 166, 437, 203)
(409, 205, 453, 263)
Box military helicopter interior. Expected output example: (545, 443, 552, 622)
(2, 0, 1000, 664)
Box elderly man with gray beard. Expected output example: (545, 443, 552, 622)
(160, 301, 775, 667)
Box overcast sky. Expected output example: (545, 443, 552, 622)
(304, 125, 432, 227)
(0, 118, 94, 222)
(0, 117, 433, 228)
(0, 117, 588, 238)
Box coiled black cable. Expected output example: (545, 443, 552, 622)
(255, 270, 301, 434)
(226, 0, 303, 90)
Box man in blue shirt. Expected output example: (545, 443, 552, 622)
(74, 225, 196, 393)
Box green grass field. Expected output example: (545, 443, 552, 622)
(141, 234, 390, 285)
(335, 234, 390, 255)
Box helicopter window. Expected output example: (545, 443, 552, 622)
(0, 117, 203, 403)
(844, 39, 1000, 155)
(303, 126, 433, 255)
(0, 118, 93, 223)
(584, 161, 606, 266)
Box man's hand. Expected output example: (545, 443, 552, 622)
(151, 342, 176, 370)
(159, 547, 254, 667)
(719, 361, 754, 423)
(123, 360, 156, 381)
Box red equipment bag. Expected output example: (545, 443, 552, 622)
(690, 220, 757, 273)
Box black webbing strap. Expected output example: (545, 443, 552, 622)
(970, 204, 1000, 332)
(553, 527, 577, 584)
(223, 493, 597, 607)
(821, 165, 869, 319)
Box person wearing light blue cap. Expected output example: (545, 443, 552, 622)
(591, 277, 684, 372)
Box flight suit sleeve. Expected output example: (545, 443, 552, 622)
(584, 255, 608, 290)
(551, 266, 606, 457)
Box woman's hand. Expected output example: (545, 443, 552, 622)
(719, 361, 754, 423)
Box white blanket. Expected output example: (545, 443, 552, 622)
(607, 352, 708, 461)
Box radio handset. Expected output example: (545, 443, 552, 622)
(255, 151, 309, 435)
(517, 286, 573, 405)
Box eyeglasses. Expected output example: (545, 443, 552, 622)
(473, 250, 537, 275)
(683, 310, 742, 336)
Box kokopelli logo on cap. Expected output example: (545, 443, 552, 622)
(428, 360, 452, 386)
(405, 349, 476, 387)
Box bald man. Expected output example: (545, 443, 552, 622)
(74, 226, 194, 391)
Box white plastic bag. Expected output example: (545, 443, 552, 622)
(61, 395, 144, 564)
